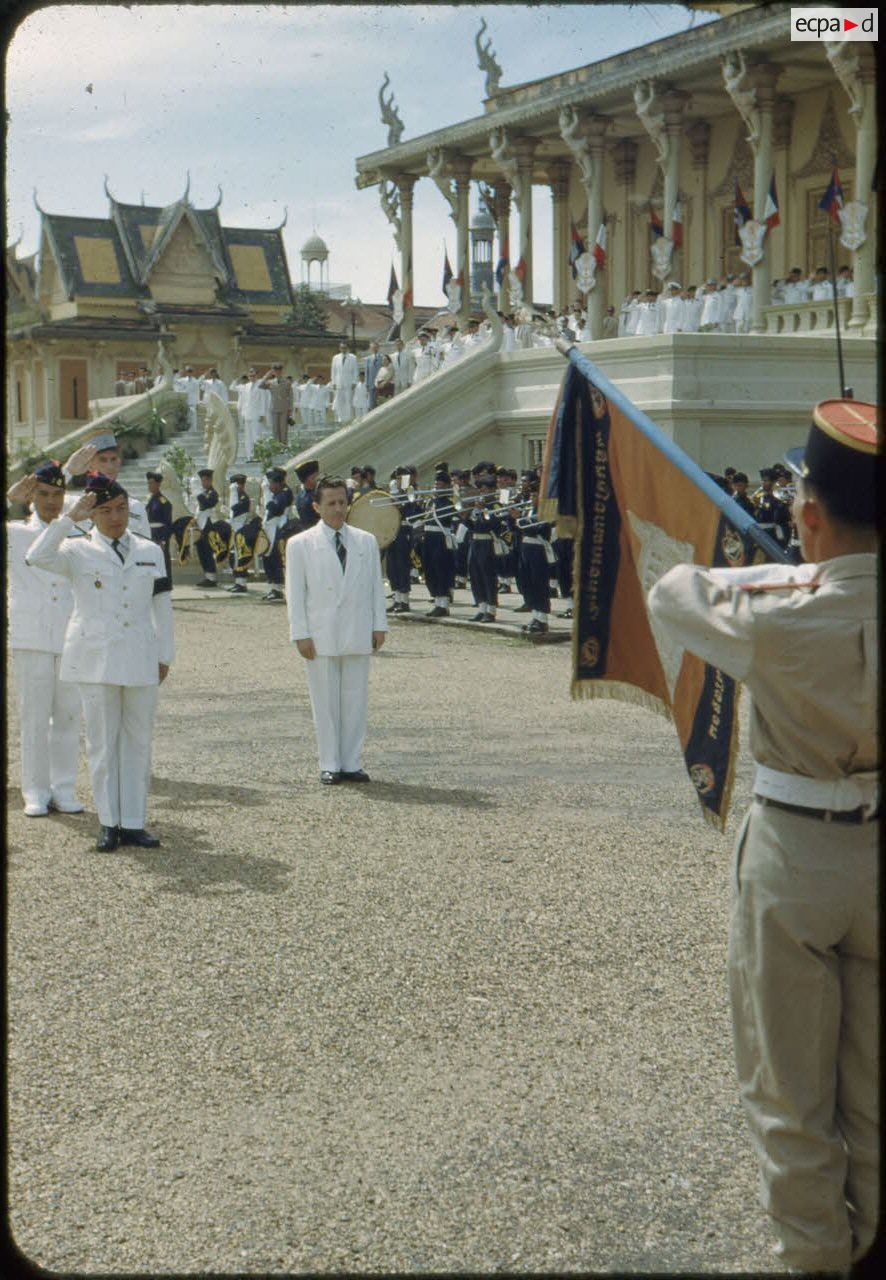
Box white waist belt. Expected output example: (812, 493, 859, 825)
(754, 765, 880, 815)
(472, 533, 492, 541)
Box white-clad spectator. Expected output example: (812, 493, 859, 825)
(782, 267, 811, 304)
(733, 272, 754, 333)
(836, 264, 854, 298)
(699, 279, 721, 331)
(719, 274, 738, 333)
(660, 282, 685, 334)
(810, 266, 832, 302)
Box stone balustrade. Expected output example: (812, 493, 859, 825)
(763, 296, 853, 336)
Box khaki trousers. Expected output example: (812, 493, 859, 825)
(728, 799, 879, 1272)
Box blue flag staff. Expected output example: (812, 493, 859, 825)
(554, 339, 793, 565)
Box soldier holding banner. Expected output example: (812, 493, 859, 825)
(648, 400, 880, 1274)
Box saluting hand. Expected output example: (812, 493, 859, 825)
(7, 474, 38, 504)
(67, 493, 98, 522)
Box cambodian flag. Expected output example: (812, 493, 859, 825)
(764, 174, 780, 230)
(514, 256, 527, 284)
(592, 223, 607, 269)
(819, 167, 844, 224)
(402, 251, 413, 310)
(569, 221, 586, 278)
(495, 235, 509, 287)
(387, 263, 399, 309)
(671, 200, 683, 248)
(649, 204, 664, 238)
(441, 248, 453, 299)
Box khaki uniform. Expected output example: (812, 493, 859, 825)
(648, 554, 878, 1273)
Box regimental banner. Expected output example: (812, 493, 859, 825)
(539, 358, 760, 830)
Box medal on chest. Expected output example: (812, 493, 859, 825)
(94, 576, 103, 589)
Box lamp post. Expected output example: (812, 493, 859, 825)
(342, 296, 362, 350)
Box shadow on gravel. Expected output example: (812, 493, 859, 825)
(150, 775, 267, 808)
(356, 780, 495, 809)
(118, 820, 292, 897)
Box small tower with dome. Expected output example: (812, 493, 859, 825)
(301, 232, 329, 291)
(470, 208, 494, 305)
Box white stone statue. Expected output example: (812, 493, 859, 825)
(489, 128, 523, 210)
(378, 72, 405, 146)
(203, 389, 239, 505)
(559, 105, 594, 187)
(824, 41, 864, 116)
(633, 80, 669, 166)
(426, 148, 458, 221)
(721, 50, 761, 147)
(378, 179, 402, 251)
(159, 459, 191, 523)
(475, 19, 503, 98)
(155, 336, 175, 390)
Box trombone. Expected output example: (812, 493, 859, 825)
(369, 486, 456, 505)
(402, 493, 488, 525)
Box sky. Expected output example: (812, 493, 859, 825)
(5, 3, 717, 307)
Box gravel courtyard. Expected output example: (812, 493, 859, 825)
(7, 593, 778, 1274)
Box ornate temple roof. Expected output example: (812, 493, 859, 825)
(33, 184, 294, 307)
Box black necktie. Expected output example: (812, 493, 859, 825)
(335, 530, 347, 573)
(111, 537, 125, 565)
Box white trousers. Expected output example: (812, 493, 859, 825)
(304, 656, 370, 774)
(78, 684, 158, 828)
(12, 649, 82, 809)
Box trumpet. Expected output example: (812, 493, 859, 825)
(370, 486, 457, 505)
(402, 493, 486, 524)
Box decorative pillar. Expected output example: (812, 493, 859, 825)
(611, 138, 638, 310)
(559, 107, 611, 338)
(396, 174, 417, 339)
(493, 180, 512, 312)
(452, 158, 473, 323)
(771, 97, 794, 283)
(686, 121, 711, 287)
(548, 161, 570, 312)
(513, 137, 537, 307)
(722, 53, 781, 333)
(825, 43, 876, 329)
(660, 91, 689, 280)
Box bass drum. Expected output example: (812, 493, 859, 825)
(346, 489, 402, 550)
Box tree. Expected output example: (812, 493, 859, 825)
(287, 284, 328, 333)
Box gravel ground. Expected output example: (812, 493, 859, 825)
(7, 593, 778, 1274)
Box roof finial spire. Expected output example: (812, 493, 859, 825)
(33, 188, 46, 215)
(275, 206, 288, 231)
(103, 173, 117, 203)
(209, 184, 223, 211)
(183, 170, 191, 204)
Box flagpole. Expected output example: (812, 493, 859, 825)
(555, 340, 792, 564)
(827, 218, 849, 397)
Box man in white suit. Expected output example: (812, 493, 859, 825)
(6, 461, 83, 817)
(285, 475, 388, 785)
(26, 472, 175, 851)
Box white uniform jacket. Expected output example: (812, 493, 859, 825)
(26, 515, 175, 685)
(285, 522, 388, 657)
(7, 515, 74, 653)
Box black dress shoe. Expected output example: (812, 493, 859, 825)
(319, 771, 340, 785)
(426, 606, 449, 617)
(340, 769, 370, 783)
(470, 611, 486, 621)
(559, 608, 573, 619)
(523, 619, 549, 634)
(118, 828, 160, 848)
(195, 579, 218, 588)
(476, 614, 495, 623)
(512, 603, 532, 613)
(227, 583, 248, 594)
(96, 825, 120, 851)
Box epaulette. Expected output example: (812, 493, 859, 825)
(738, 581, 820, 595)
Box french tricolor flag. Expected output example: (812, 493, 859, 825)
(764, 174, 780, 231)
(819, 167, 844, 224)
(671, 200, 683, 249)
(649, 203, 664, 238)
(592, 222, 607, 269)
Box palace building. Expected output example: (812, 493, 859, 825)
(291, 1, 875, 483)
(5, 182, 398, 454)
